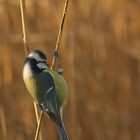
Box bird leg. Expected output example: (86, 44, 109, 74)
(39, 102, 49, 112)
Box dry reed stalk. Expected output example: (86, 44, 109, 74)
(34, 102, 43, 140)
(0, 106, 8, 140)
(20, 0, 30, 55)
(34, 110, 43, 140)
(20, 1, 42, 140)
(51, 0, 70, 69)
(35, 0, 70, 140)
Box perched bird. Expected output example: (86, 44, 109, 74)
(23, 49, 69, 140)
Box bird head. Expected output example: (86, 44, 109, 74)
(24, 50, 48, 75)
(28, 49, 47, 62)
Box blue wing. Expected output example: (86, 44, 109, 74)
(39, 71, 61, 125)
(38, 71, 69, 140)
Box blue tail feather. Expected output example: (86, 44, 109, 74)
(58, 121, 69, 140)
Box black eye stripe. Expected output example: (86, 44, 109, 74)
(37, 60, 42, 63)
(37, 61, 46, 64)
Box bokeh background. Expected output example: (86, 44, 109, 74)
(0, 0, 140, 140)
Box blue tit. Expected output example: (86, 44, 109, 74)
(23, 49, 69, 140)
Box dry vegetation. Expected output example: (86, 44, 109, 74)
(0, 0, 140, 140)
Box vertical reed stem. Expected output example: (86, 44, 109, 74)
(34, 102, 43, 140)
(0, 107, 8, 140)
(20, 1, 42, 140)
(20, 0, 30, 55)
(51, 0, 70, 69)
(34, 109, 43, 140)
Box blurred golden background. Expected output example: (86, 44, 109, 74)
(0, 0, 140, 140)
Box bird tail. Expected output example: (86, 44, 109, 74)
(58, 120, 69, 140)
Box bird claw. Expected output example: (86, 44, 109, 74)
(39, 102, 49, 112)
(53, 50, 59, 58)
(57, 68, 63, 75)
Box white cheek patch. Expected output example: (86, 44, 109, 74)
(36, 62, 47, 69)
(23, 63, 33, 78)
